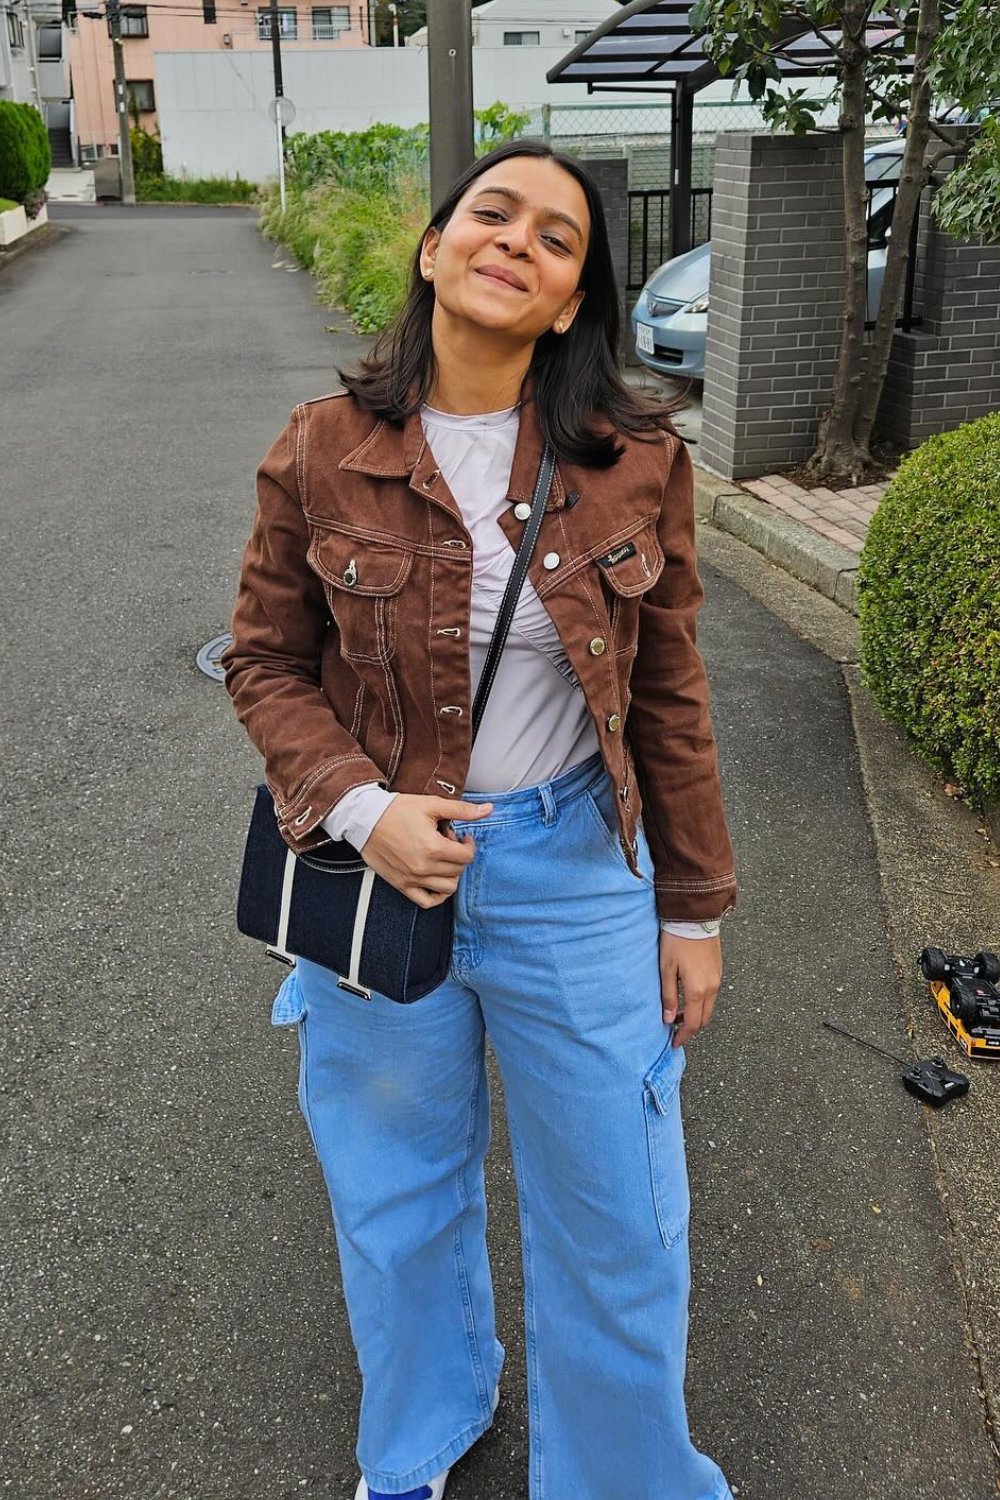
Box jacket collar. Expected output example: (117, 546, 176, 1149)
(338, 368, 567, 515)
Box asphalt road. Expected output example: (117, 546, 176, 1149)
(2, 205, 995, 1500)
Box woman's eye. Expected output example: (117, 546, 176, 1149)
(473, 209, 569, 252)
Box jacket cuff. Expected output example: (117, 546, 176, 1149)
(270, 753, 388, 853)
(653, 875, 737, 923)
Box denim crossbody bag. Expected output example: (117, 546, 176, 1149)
(235, 441, 556, 1004)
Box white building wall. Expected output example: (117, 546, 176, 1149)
(407, 0, 619, 49)
(156, 44, 680, 181)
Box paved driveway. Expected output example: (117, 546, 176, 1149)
(2, 205, 995, 1500)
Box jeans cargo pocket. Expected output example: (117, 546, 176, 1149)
(643, 1039, 690, 1249)
(270, 968, 315, 1144)
(271, 967, 306, 1026)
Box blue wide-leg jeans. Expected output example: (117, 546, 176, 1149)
(271, 752, 734, 1500)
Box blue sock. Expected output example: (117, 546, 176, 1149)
(367, 1489, 432, 1500)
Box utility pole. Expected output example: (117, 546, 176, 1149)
(268, 0, 285, 135)
(426, 0, 473, 209)
(105, 0, 136, 204)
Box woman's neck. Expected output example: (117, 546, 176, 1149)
(426, 316, 533, 415)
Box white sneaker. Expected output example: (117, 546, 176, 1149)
(353, 1384, 500, 1500)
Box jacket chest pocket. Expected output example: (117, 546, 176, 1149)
(593, 521, 664, 652)
(307, 529, 415, 663)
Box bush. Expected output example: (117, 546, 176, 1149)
(136, 173, 257, 203)
(0, 101, 51, 204)
(130, 125, 164, 179)
(858, 413, 1000, 806)
(260, 172, 428, 331)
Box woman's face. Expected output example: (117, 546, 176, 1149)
(420, 156, 590, 343)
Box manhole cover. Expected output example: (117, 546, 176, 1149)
(197, 632, 233, 682)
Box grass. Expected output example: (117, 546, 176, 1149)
(0, 197, 20, 212)
(135, 174, 258, 204)
(259, 173, 428, 332)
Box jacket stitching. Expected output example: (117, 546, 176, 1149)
(377, 598, 405, 782)
(280, 753, 375, 811)
(425, 506, 446, 790)
(294, 404, 307, 508)
(349, 680, 366, 740)
(654, 873, 736, 891)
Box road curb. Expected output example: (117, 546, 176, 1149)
(0, 220, 72, 272)
(693, 466, 861, 616)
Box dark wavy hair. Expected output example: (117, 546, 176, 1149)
(337, 138, 684, 469)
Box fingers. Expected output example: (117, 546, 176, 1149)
(430, 798, 493, 822)
(671, 989, 719, 1047)
(660, 961, 680, 1025)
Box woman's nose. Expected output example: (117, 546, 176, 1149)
(496, 222, 532, 255)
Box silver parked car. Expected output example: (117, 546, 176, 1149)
(632, 142, 904, 380)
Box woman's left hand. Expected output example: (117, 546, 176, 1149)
(659, 933, 722, 1047)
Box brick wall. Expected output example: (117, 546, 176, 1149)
(700, 132, 846, 479)
(878, 202, 1000, 446)
(700, 129, 1000, 476)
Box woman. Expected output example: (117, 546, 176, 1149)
(222, 139, 737, 1500)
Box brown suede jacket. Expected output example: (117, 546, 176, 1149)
(221, 373, 737, 922)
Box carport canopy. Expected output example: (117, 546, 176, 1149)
(547, 0, 909, 256)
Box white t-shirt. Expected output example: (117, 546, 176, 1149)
(320, 401, 711, 938)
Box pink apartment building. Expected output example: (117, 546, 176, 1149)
(68, 0, 373, 160)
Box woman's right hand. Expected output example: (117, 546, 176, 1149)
(360, 795, 493, 909)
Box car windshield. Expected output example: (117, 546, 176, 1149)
(864, 152, 903, 182)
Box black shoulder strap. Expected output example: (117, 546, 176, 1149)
(470, 441, 556, 744)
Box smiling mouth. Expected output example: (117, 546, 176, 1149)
(475, 268, 528, 292)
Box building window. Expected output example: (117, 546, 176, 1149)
(38, 22, 64, 57)
(119, 6, 149, 36)
(257, 7, 298, 39)
(312, 4, 348, 39)
(126, 78, 156, 112)
(6, 9, 26, 48)
(575, 29, 591, 42)
(203, 0, 217, 19)
(503, 30, 539, 45)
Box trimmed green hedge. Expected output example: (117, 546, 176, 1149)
(858, 413, 1000, 806)
(0, 101, 51, 204)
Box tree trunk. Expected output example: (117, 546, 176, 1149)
(853, 0, 941, 452)
(809, 5, 872, 483)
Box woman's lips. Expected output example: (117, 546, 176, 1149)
(475, 266, 528, 291)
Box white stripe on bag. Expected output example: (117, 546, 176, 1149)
(347, 868, 376, 992)
(274, 847, 297, 959)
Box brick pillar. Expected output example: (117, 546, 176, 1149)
(580, 156, 629, 358)
(700, 132, 846, 480)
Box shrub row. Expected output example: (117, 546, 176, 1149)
(859, 412, 1000, 807)
(0, 101, 51, 208)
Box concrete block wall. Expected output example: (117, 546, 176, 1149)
(700, 132, 846, 479)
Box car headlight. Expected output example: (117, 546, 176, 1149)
(684, 295, 710, 314)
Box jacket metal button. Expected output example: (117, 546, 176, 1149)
(589, 637, 606, 656)
(543, 552, 560, 570)
(514, 502, 532, 521)
(606, 713, 622, 732)
(423, 470, 439, 488)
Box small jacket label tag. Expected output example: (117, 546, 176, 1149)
(595, 541, 637, 569)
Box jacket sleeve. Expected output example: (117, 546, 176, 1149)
(220, 407, 388, 852)
(627, 433, 738, 922)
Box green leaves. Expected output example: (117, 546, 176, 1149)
(859, 414, 1000, 805)
(933, 116, 1000, 241)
